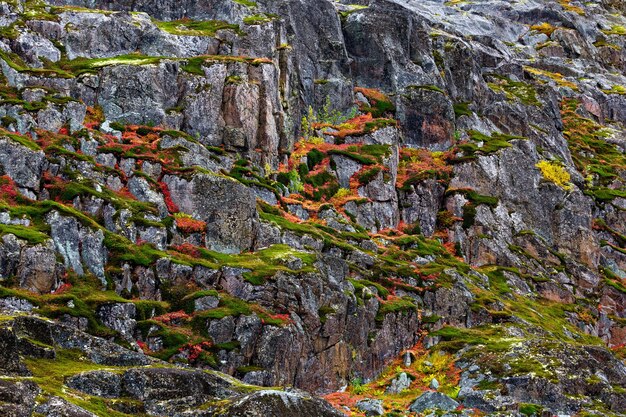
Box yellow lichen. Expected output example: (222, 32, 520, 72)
(536, 160, 572, 190)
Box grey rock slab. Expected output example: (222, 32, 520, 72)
(409, 391, 459, 413)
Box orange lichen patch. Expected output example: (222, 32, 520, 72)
(354, 87, 396, 117)
(355, 87, 391, 103)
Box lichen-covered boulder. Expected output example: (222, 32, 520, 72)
(163, 173, 257, 254)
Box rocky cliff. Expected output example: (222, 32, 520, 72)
(0, 0, 625, 416)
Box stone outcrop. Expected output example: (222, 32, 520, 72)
(0, 0, 625, 415)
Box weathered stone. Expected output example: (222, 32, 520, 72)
(356, 398, 385, 416)
(163, 173, 257, 253)
(409, 391, 459, 413)
(35, 396, 97, 417)
(0, 137, 45, 190)
(97, 303, 137, 341)
(386, 372, 411, 394)
(66, 371, 122, 398)
(17, 241, 61, 294)
(218, 389, 345, 417)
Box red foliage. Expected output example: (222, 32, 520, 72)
(53, 282, 73, 294)
(172, 243, 202, 258)
(0, 175, 18, 203)
(154, 310, 191, 325)
(137, 340, 150, 353)
(116, 186, 137, 201)
(179, 341, 213, 362)
(175, 216, 207, 234)
(159, 182, 179, 213)
(58, 127, 69, 136)
(261, 313, 291, 325)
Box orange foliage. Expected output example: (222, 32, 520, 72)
(175, 216, 207, 234)
(154, 310, 191, 325)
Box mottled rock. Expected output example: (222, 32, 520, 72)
(409, 391, 459, 413)
(356, 398, 385, 416)
(164, 173, 257, 253)
(219, 389, 345, 417)
(35, 396, 97, 417)
(386, 372, 411, 394)
(66, 371, 122, 398)
(97, 303, 137, 341)
(17, 241, 61, 294)
(0, 137, 45, 191)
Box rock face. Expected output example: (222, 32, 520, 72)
(0, 0, 625, 416)
(163, 173, 257, 254)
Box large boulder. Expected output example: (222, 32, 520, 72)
(0, 326, 30, 376)
(17, 241, 62, 294)
(0, 137, 45, 192)
(163, 173, 257, 253)
(0, 379, 40, 417)
(218, 389, 345, 417)
(409, 391, 459, 413)
(121, 368, 235, 401)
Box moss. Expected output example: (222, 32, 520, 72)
(306, 148, 326, 169)
(236, 365, 264, 374)
(432, 325, 517, 352)
(153, 18, 242, 36)
(354, 87, 395, 117)
(233, 0, 258, 7)
(375, 296, 417, 322)
(453, 102, 472, 117)
(24, 349, 136, 417)
(454, 130, 525, 160)
(318, 306, 336, 323)
(356, 166, 382, 184)
(409, 84, 446, 94)
(242, 13, 278, 25)
(0, 223, 49, 244)
(349, 278, 390, 299)
(2, 131, 42, 151)
(327, 149, 376, 165)
(519, 403, 544, 416)
(602, 25, 626, 36)
(487, 75, 540, 106)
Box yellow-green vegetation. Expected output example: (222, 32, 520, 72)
(0, 48, 273, 79)
(561, 99, 626, 201)
(242, 13, 278, 25)
(24, 349, 141, 417)
(558, 0, 585, 15)
(535, 160, 573, 190)
(487, 75, 541, 106)
(602, 24, 626, 35)
(524, 66, 578, 90)
(153, 18, 243, 36)
(602, 85, 626, 95)
(530, 22, 557, 36)
(454, 130, 526, 161)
